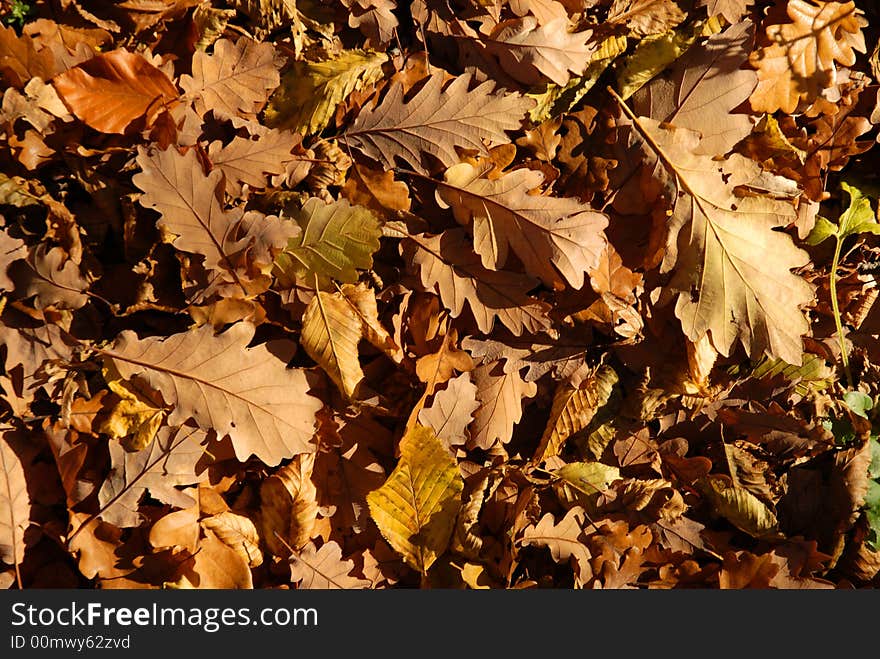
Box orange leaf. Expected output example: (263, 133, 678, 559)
(52, 49, 179, 134)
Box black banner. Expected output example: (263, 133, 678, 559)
(0, 590, 870, 655)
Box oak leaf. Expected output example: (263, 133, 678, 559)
(274, 198, 382, 289)
(290, 540, 370, 589)
(402, 229, 553, 336)
(632, 115, 814, 363)
(0, 429, 30, 570)
(342, 72, 533, 174)
(207, 128, 306, 196)
(0, 228, 27, 291)
(345, 0, 399, 46)
(367, 425, 463, 574)
(179, 37, 280, 120)
(749, 1, 867, 113)
(479, 17, 595, 87)
(438, 163, 608, 289)
(101, 322, 321, 466)
(520, 507, 591, 583)
(697, 0, 754, 23)
(10, 244, 89, 310)
(607, 0, 687, 37)
(631, 20, 757, 156)
(52, 49, 179, 134)
(96, 426, 209, 528)
(418, 372, 480, 449)
(469, 360, 537, 449)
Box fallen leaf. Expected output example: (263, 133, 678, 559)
(367, 425, 463, 574)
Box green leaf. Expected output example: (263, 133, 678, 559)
(865, 479, 880, 551)
(838, 182, 880, 240)
(804, 217, 839, 246)
(843, 391, 873, 419)
(273, 198, 382, 288)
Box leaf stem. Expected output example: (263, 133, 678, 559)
(829, 235, 853, 389)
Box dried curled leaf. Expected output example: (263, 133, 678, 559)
(261, 453, 318, 556)
(367, 425, 463, 574)
(749, 1, 868, 113)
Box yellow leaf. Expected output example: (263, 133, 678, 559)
(99, 377, 165, 450)
(301, 291, 364, 398)
(553, 461, 620, 511)
(202, 511, 263, 568)
(274, 197, 382, 289)
(616, 18, 722, 99)
(699, 475, 778, 538)
(265, 49, 387, 135)
(367, 425, 463, 574)
(533, 365, 619, 463)
(260, 452, 318, 556)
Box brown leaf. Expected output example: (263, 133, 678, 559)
(438, 163, 608, 289)
(290, 540, 370, 589)
(520, 507, 591, 583)
(749, 1, 868, 113)
(0, 429, 31, 572)
(470, 361, 537, 449)
(261, 452, 319, 556)
(179, 37, 280, 120)
(697, 0, 754, 23)
(478, 17, 595, 87)
(52, 49, 179, 134)
(97, 426, 209, 528)
(342, 72, 533, 174)
(418, 372, 480, 449)
(10, 244, 89, 310)
(0, 25, 59, 88)
(207, 128, 305, 196)
(631, 20, 757, 156)
(101, 322, 321, 466)
(607, 0, 687, 37)
(402, 230, 553, 336)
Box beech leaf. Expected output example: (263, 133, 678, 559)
(367, 425, 463, 574)
(52, 49, 179, 134)
(301, 290, 365, 399)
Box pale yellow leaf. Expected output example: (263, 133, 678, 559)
(301, 291, 364, 399)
